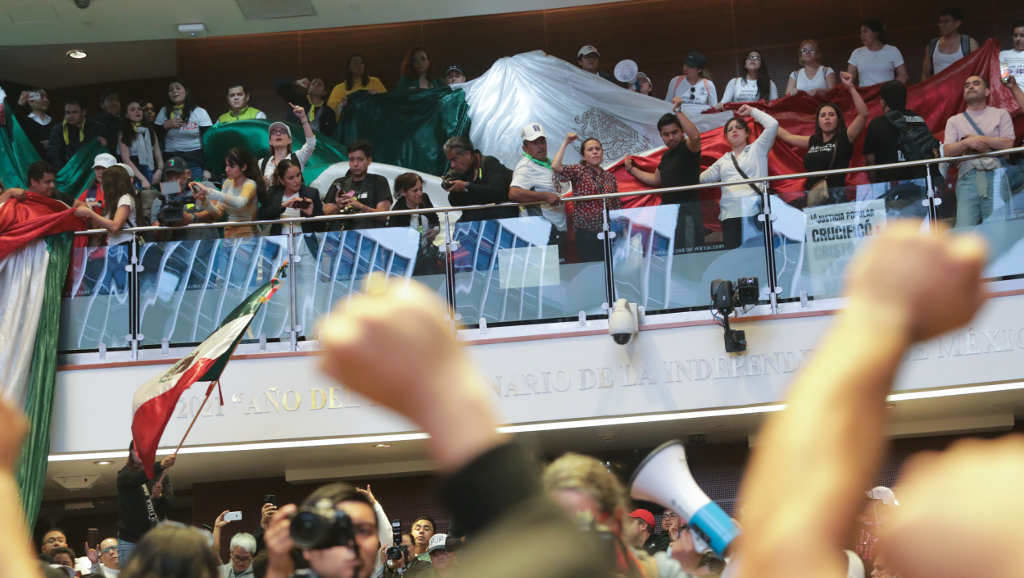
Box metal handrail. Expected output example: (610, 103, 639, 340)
(72, 145, 1024, 237)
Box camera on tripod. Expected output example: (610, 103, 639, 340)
(710, 277, 759, 353)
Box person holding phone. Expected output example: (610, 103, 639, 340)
(189, 147, 264, 238)
(213, 511, 257, 578)
(263, 158, 324, 237)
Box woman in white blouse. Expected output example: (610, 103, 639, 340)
(258, 102, 317, 186)
(118, 99, 163, 189)
(718, 50, 778, 108)
(700, 105, 779, 249)
(848, 19, 908, 87)
(786, 40, 837, 96)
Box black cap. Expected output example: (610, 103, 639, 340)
(685, 51, 707, 69)
(164, 156, 188, 175)
(446, 65, 465, 76)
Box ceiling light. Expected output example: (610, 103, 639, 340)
(94, 460, 112, 465)
(375, 443, 392, 448)
(66, 49, 88, 60)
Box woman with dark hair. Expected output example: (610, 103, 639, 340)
(551, 132, 622, 262)
(718, 49, 778, 108)
(258, 103, 317, 186)
(190, 147, 263, 238)
(155, 80, 213, 180)
(120, 524, 219, 578)
(118, 99, 163, 189)
(264, 158, 323, 236)
(73, 165, 140, 246)
(328, 54, 388, 117)
(388, 172, 439, 232)
(786, 39, 837, 96)
(115, 442, 176, 566)
(776, 71, 869, 205)
(396, 48, 444, 91)
(848, 19, 908, 87)
(699, 104, 779, 249)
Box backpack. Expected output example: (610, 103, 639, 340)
(884, 109, 946, 192)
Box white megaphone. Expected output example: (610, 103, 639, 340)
(630, 440, 739, 557)
(614, 59, 639, 84)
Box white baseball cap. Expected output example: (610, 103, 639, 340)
(427, 533, 448, 554)
(93, 153, 117, 169)
(115, 163, 136, 179)
(521, 122, 546, 142)
(577, 45, 600, 58)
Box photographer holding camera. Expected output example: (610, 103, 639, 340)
(264, 483, 381, 578)
(441, 136, 516, 223)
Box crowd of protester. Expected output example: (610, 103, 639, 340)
(3, 14, 1024, 263)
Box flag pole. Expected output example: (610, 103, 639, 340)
(173, 381, 216, 456)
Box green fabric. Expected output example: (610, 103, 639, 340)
(0, 105, 103, 202)
(16, 232, 72, 526)
(55, 140, 105, 204)
(0, 109, 37, 189)
(337, 88, 470, 176)
(202, 120, 348, 184)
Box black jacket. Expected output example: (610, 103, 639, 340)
(446, 153, 517, 222)
(116, 463, 171, 542)
(388, 194, 440, 229)
(263, 185, 324, 235)
(47, 119, 103, 169)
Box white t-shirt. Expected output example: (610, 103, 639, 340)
(789, 66, 834, 93)
(999, 49, 1024, 87)
(261, 137, 317, 183)
(665, 76, 719, 107)
(699, 107, 779, 220)
(511, 156, 567, 232)
(107, 194, 137, 246)
(720, 77, 779, 104)
(155, 106, 213, 152)
(848, 44, 904, 87)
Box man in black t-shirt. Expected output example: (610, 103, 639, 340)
(863, 81, 928, 184)
(624, 100, 703, 249)
(441, 135, 516, 222)
(323, 140, 392, 230)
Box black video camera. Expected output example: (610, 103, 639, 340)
(290, 499, 356, 550)
(385, 544, 409, 560)
(156, 181, 197, 227)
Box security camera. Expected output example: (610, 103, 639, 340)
(609, 298, 639, 345)
(74, 0, 91, 8)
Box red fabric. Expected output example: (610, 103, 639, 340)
(0, 192, 86, 260)
(131, 357, 217, 478)
(609, 39, 1019, 232)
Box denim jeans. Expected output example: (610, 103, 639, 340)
(955, 167, 1010, 228)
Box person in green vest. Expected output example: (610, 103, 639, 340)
(216, 84, 267, 125)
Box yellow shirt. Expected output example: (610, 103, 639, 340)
(327, 77, 388, 115)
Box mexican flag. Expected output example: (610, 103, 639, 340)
(131, 264, 286, 478)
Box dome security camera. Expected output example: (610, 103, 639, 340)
(609, 299, 639, 345)
(74, 0, 91, 8)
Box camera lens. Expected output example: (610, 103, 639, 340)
(290, 511, 328, 549)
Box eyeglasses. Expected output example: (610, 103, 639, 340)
(747, 54, 761, 61)
(101, 547, 118, 554)
(230, 554, 252, 563)
(800, 47, 815, 54)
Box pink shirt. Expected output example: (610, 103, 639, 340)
(944, 106, 1014, 172)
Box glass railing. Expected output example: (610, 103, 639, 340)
(59, 147, 1024, 356)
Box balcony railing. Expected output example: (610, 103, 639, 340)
(60, 147, 1024, 359)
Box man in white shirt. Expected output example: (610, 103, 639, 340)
(943, 75, 1015, 227)
(509, 123, 567, 246)
(848, 19, 908, 87)
(999, 21, 1024, 86)
(88, 538, 120, 577)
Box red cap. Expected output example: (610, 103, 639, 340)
(630, 508, 655, 528)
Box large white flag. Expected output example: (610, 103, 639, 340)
(461, 50, 732, 169)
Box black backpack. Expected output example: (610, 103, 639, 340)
(884, 109, 945, 191)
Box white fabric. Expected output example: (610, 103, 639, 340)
(999, 49, 1024, 87)
(700, 107, 779, 220)
(0, 240, 49, 409)
(261, 136, 317, 182)
(789, 66, 834, 92)
(932, 40, 964, 76)
(28, 111, 52, 126)
(848, 45, 905, 87)
(155, 106, 212, 152)
(128, 126, 155, 169)
(511, 155, 567, 232)
(720, 77, 778, 104)
(281, 191, 303, 234)
(461, 50, 730, 172)
(107, 194, 137, 246)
